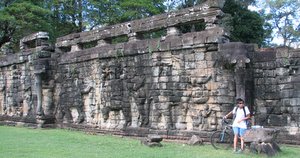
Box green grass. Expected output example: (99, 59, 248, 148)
(0, 126, 299, 158)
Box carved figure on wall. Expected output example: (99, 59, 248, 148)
(200, 104, 212, 130)
(99, 62, 134, 128)
(120, 67, 132, 127)
(151, 55, 175, 129)
(82, 79, 97, 124)
(42, 80, 55, 117)
(57, 88, 85, 123)
(0, 74, 6, 114)
(56, 70, 85, 124)
(131, 76, 152, 127)
(198, 104, 217, 131)
(35, 73, 43, 118)
(23, 88, 33, 116)
(182, 103, 189, 122)
(99, 64, 112, 124)
(171, 103, 188, 130)
(101, 67, 112, 81)
(210, 110, 217, 131)
(21, 71, 33, 116)
(152, 104, 173, 129)
(192, 113, 201, 129)
(6, 91, 17, 115)
(6, 67, 19, 116)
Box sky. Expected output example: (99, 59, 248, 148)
(248, 2, 300, 48)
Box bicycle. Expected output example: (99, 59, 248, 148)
(210, 119, 233, 150)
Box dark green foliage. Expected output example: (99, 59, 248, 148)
(0, 0, 166, 50)
(118, 0, 166, 23)
(173, 0, 267, 47)
(0, 0, 275, 50)
(0, 0, 51, 50)
(222, 0, 266, 46)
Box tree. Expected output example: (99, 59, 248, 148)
(45, 0, 87, 33)
(263, 0, 300, 47)
(88, 0, 165, 28)
(170, 0, 266, 46)
(0, 0, 51, 49)
(0, 0, 167, 50)
(118, 0, 166, 23)
(87, 0, 122, 28)
(236, 0, 256, 7)
(222, 0, 266, 46)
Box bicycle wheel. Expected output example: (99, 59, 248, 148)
(211, 131, 233, 150)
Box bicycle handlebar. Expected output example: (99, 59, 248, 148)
(222, 118, 230, 125)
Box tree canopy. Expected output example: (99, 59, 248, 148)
(0, 0, 166, 50)
(173, 0, 266, 46)
(262, 0, 300, 47)
(0, 0, 297, 51)
(0, 0, 51, 49)
(222, 0, 266, 46)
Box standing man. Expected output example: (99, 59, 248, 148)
(224, 98, 250, 153)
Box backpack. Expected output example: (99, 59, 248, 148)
(234, 106, 251, 129)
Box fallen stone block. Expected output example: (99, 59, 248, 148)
(141, 138, 163, 147)
(250, 141, 281, 157)
(147, 134, 163, 142)
(187, 135, 203, 146)
(141, 134, 163, 147)
(244, 128, 280, 143)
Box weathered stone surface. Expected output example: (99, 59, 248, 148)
(141, 134, 163, 147)
(0, 1, 300, 145)
(141, 139, 163, 147)
(245, 128, 282, 156)
(187, 135, 203, 146)
(56, 3, 226, 49)
(250, 141, 281, 157)
(244, 128, 279, 143)
(147, 134, 163, 142)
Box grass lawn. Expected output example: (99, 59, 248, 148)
(0, 126, 299, 158)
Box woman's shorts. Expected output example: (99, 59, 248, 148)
(233, 127, 247, 137)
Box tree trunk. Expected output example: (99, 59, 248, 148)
(78, 0, 83, 32)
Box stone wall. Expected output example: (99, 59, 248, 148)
(55, 33, 233, 131)
(0, 0, 299, 144)
(253, 48, 300, 144)
(0, 32, 56, 126)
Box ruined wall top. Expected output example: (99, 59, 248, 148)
(20, 32, 49, 50)
(55, 0, 226, 51)
(0, 32, 51, 68)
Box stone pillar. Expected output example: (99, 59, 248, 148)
(128, 32, 142, 42)
(71, 44, 82, 52)
(97, 39, 110, 47)
(234, 68, 246, 100)
(204, 17, 218, 29)
(219, 42, 254, 106)
(167, 27, 180, 36)
(43, 86, 54, 116)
